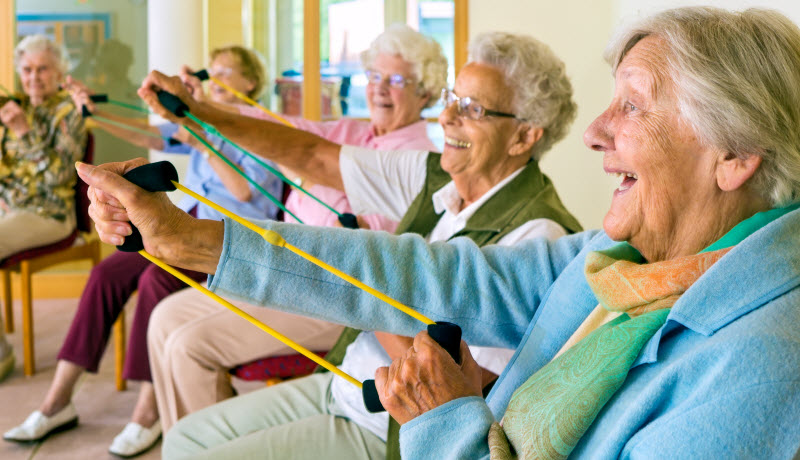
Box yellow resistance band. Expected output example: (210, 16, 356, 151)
(210, 77, 295, 128)
(173, 181, 436, 326)
(138, 250, 362, 388)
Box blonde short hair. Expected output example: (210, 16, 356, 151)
(211, 45, 267, 99)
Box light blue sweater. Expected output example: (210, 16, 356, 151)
(208, 208, 800, 459)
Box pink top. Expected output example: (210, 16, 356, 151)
(239, 106, 437, 231)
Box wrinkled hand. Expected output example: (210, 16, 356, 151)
(179, 65, 207, 102)
(375, 331, 483, 425)
(138, 70, 200, 124)
(64, 76, 95, 113)
(0, 100, 30, 136)
(76, 159, 196, 263)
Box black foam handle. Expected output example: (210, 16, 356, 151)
(362, 321, 463, 413)
(167, 137, 182, 146)
(157, 90, 189, 117)
(193, 69, 210, 81)
(116, 161, 180, 253)
(89, 94, 109, 103)
(337, 213, 359, 229)
(81, 105, 92, 118)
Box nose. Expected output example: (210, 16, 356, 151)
(438, 99, 460, 127)
(583, 108, 614, 152)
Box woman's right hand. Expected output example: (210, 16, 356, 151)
(179, 65, 207, 103)
(64, 76, 95, 113)
(75, 159, 223, 273)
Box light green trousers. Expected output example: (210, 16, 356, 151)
(162, 372, 386, 459)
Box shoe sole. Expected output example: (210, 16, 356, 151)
(108, 433, 162, 459)
(3, 417, 79, 444)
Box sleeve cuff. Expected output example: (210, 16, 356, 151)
(400, 396, 495, 459)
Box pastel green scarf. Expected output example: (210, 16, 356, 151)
(487, 203, 799, 459)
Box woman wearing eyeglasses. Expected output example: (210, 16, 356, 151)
(144, 24, 447, 433)
(130, 30, 581, 459)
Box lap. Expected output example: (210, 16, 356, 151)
(164, 373, 383, 460)
(0, 210, 74, 259)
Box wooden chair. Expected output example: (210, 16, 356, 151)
(0, 134, 105, 377)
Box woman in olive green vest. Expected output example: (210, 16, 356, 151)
(120, 31, 580, 460)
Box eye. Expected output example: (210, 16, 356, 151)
(626, 102, 638, 112)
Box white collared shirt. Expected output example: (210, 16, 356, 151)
(334, 145, 567, 440)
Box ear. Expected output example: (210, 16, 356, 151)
(416, 90, 431, 112)
(716, 152, 762, 192)
(508, 123, 544, 157)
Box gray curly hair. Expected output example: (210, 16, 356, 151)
(469, 32, 577, 161)
(15, 34, 69, 75)
(360, 24, 448, 109)
(606, 7, 800, 207)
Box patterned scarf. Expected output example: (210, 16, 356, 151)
(487, 244, 732, 459)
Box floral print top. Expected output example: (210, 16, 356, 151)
(0, 90, 87, 222)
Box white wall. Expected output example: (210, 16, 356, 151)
(469, 0, 619, 230)
(613, 0, 800, 25)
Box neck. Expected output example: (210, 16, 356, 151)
(372, 118, 420, 138)
(640, 192, 770, 262)
(450, 163, 525, 212)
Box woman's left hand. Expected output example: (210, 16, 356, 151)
(374, 331, 483, 424)
(0, 100, 30, 137)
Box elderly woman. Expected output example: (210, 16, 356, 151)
(3, 46, 282, 458)
(81, 6, 800, 458)
(94, 29, 580, 458)
(146, 24, 445, 433)
(0, 35, 86, 382)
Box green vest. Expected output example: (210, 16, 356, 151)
(319, 153, 582, 458)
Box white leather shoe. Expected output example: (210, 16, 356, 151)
(108, 420, 162, 458)
(3, 403, 79, 442)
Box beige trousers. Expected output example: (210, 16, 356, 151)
(0, 210, 75, 259)
(147, 285, 344, 431)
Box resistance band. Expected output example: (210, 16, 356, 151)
(82, 95, 303, 223)
(118, 160, 461, 412)
(193, 69, 295, 127)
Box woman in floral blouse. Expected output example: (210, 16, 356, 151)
(0, 35, 86, 382)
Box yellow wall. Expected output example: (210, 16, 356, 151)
(205, 0, 245, 59)
(0, 0, 14, 92)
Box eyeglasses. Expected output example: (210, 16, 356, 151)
(440, 88, 523, 121)
(209, 66, 235, 78)
(365, 70, 415, 89)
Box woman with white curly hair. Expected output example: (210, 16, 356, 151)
(142, 23, 449, 433)
(124, 29, 581, 459)
(0, 35, 86, 382)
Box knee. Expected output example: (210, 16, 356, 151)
(162, 413, 209, 459)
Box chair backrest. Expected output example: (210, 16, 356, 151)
(75, 132, 94, 233)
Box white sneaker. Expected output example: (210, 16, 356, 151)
(108, 420, 162, 458)
(3, 403, 79, 442)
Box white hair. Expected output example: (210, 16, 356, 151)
(606, 7, 800, 207)
(469, 32, 577, 161)
(15, 34, 69, 75)
(360, 24, 448, 109)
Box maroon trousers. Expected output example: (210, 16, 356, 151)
(57, 250, 206, 381)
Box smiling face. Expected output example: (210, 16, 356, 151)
(438, 62, 534, 192)
(584, 36, 740, 261)
(18, 50, 62, 105)
(366, 53, 430, 136)
(207, 51, 256, 104)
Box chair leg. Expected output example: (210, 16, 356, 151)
(114, 313, 127, 391)
(1, 270, 12, 334)
(20, 261, 34, 376)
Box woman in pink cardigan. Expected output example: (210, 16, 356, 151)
(147, 24, 448, 432)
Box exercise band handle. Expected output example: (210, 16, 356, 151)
(157, 90, 189, 118)
(362, 322, 462, 413)
(193, 69, 210, 81)
(337, 213, 359, 229)
(117, 161, 180, 252)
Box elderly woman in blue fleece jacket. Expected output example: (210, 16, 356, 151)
(79, 6, 800, 459)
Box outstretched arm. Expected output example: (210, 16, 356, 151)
(137, 70, 344, 190)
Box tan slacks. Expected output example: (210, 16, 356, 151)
(0, 210, 75, 259)
(147, 285, 344, 431)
